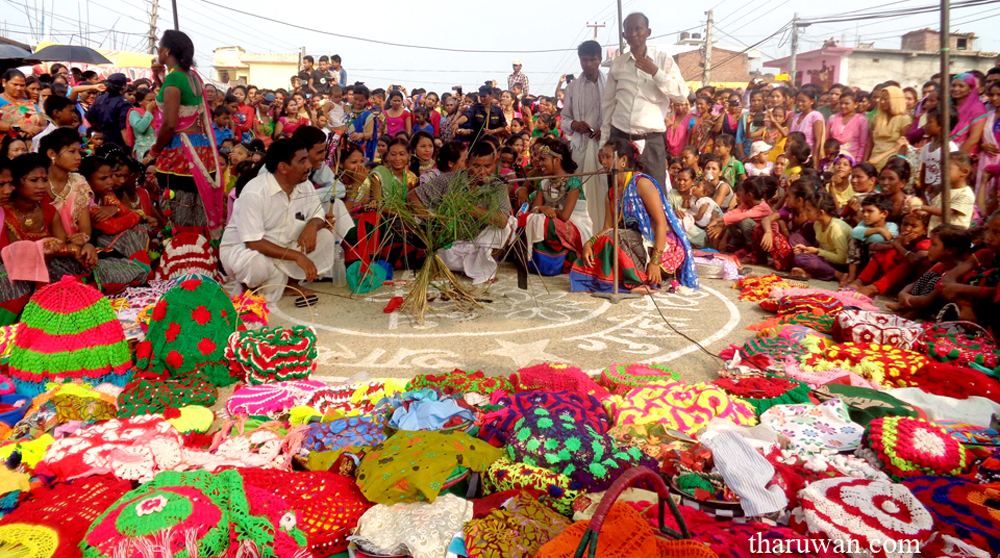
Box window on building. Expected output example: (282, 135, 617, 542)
(957, 37, 968, 50)
(218, 69, 230, 82)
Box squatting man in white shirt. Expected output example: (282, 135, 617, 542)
(220, 138, 335, 305)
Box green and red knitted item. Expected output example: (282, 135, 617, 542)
(7, 276, 132, 396)
(771, 293, 844, 316)
(712, 374, 812, 416)
(133, 277, 238, 387)
(599, 363, 681, 395)
(225, 325, 318, 385)
(81, 469, 308, 558)
(116, 370, 219, 417)
(406, 369, 513, 395)
(858, 416, 971, 481)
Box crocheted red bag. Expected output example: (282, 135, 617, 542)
(0, 475, 132, 558)
(859, 416, 971, 481)
(510, 363, 611, 400)
(406, 369, 513, 395)
(225, 325, 318, 385)
(712, 375, 812, 416)
(239, 468, 373, 557)
(768, 293, 844, 316)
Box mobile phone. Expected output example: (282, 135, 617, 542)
(566, 74, 575, 83)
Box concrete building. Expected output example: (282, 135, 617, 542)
(764, 29, 998, 90)
(604, 34, 756, 90)
(211, 46, 300, 90)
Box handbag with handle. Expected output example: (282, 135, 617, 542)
(832, 309, 923, 349)
(536, 467, 718, 558)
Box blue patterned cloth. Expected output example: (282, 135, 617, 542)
(621, 172, 699, 289)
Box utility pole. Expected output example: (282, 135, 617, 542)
(703, 9, 714, 87)
(171, 0, 178, 30)
(587, 22, 606, 40)
(940, 0, 951, 223)
(790, 12, 799, 86)
(616, 0, 625, 53)
(148, 0, 158, 54)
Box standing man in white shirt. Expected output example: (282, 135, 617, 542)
(562, 40, 607, 228)
(220, 138, 335, 305)
(601, 12, 690, 188)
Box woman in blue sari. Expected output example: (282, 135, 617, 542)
(570, 139, 698, 294)
(346, 84, 379, 163)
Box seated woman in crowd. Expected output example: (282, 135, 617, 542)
(571, 139, 697, 294)
(751, 178, 819, 271)
(841, 161, 879, 224)
(39, 127, 92, 244)
(0, 154, 98, 323)
(345, 137, 422, 270)
(521, 138, 592, 275)
(937, 210, 1000, 327)
(409, 131, 437, 183)
(888, 224, 970, 319)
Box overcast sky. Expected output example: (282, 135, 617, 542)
(3, 0, 999, 92)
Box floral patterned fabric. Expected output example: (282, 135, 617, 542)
(350, 493, 473, 558)
(464, 491, 570, 558)
(356, 430, 502, 505)
(759, 398, 864, 453)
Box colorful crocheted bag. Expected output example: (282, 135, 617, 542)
(80, 469, 308, 558)
(795, 477, 934, 558)
(116, 370, 219, 417)
(225, 326, 318, 384)
(804, 342, 928, 389)
(507, 407, 655, 492)
(226, 380, 326, 418)
(482, 456, 583, 516)
(510, 363, 612, 400)
(239, 468, 373, 556)
(7, 276, 132, 396)
(774, 293, 844, 316)
(833, 309, 922, 350)
(858, 416, 971, 481)
(153, 231, 222, 282)
(599, 363, 682, 395)
(712, 375, 812, 416)
(0, 475, 133, 558)
(133, 277, 238, 387)
(406, 369, 513, 395)
(480, 390, 610, 447)
(613, 381, 757, 436)
(903, 476, 1000, 555)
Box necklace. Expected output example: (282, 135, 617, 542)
(48, 177, 68, 203)
(14, 202, 41, 228)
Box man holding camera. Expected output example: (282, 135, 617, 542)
(562, 40, 607, 228)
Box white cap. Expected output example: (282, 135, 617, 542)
(749, 141, 771, 158)
(512, 59, 522, 65)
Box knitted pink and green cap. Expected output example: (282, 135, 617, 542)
(8, 276, 131, 396)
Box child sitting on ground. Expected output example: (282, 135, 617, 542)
(842, 193, 899, 286)
(751, 178, 819, 270)
(937, 210, 1000, 328)
(746, 141, 774, 177)
(888, 224, 969, 319)
(921, 151, 976, 230)
(691, 180, 723, 236)
(849, 211, 931, 297)
(791, 190, 852, 280)
(707, 176, 774, 256)
(700, 155, 734, 211)
(783, 138, 811, 184)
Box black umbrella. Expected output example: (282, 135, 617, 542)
(0, 45, 31, 60)
(24, 45, 112, 65)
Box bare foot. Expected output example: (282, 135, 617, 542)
(630, 285, 656, 295)
(789, 267, 811, 279)
(885, 301, 902, 311)
(286, 284, 316, 297)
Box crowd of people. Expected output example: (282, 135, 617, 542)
(1, 15, 1000, 332)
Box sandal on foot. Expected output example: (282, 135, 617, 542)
(295, 294, 319, 308)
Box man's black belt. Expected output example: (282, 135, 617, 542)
(612, 127, 663, 141)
